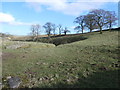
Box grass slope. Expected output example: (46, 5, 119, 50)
(2, 30, 120, 88)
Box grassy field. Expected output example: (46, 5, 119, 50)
(2, 30, 120, 88)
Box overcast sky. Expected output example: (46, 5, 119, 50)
(0, 0, 119, 35)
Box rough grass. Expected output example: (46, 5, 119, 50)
(2, 30, 120, 88)
(2, 41, 55, 49)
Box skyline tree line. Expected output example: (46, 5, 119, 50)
(30, 9, 117, 41)
(74, 9, 117, 34)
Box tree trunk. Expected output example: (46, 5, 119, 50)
(36, 34, 39, 42)
(82, 27, 84, 34)
(48, 34, 50, 43)
(48, 34, 50, 39)
(59, 30, 61, 35)
(90, 25, 92, 33)
(109, 23, 112, 32)
(54, 31, 55, 37)
(36, 37, 38, 42)
(82, 29, 83, 34)
(53, 30, 55, 37)
(65, 32, 66, 35)
(100, 27, 102, 34)
(90, 29, 92, 33)
(32, 37, 34, 42)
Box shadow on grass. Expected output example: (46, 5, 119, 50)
(36, 69, 120, 88)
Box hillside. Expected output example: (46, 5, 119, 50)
(2, 29, 120, 88)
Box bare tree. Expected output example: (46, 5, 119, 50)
(74, 26, 81, 33)
(30, 24, 40, 41)
(74, 15, 85, 34)
(43, 22, 53, 39)
(58, 24, 62, 35)
(35, 24, 40, 41)
(106, 11, 117, 31)
(89, 9, 109, 34)
(52, 24, 56, 36)
(84, 14, 98, 32)
(30, 25, 36, 40)
(63, 27, 70, 35)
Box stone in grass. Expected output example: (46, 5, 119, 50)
(8, 77, 21, 88)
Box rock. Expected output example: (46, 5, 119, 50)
(7, 76, 11, 79)
(6, 43, 27, 49)
(54, 74, 59, 78)
(59, 62, 63, 64)
(50, 78, 54, 81)
(8, 77, 21, 88)
(38, 77, 42, 81)
(0, 82, 2, 89)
